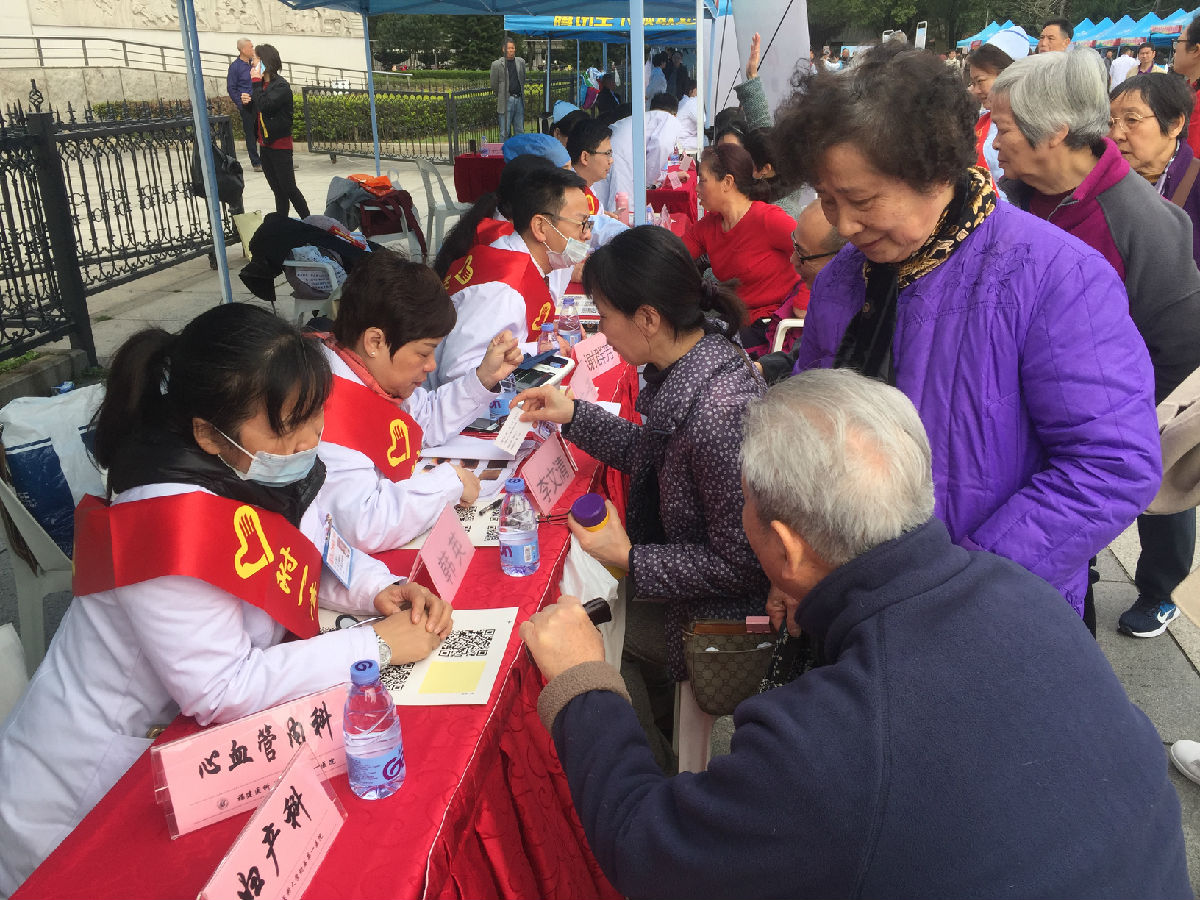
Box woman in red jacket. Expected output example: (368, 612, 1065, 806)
(682, 143, 799, 356)
(1171, 17, 1200, 157)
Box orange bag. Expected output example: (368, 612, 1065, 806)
(348, 173, 395, 197)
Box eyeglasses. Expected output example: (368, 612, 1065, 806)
(791, 235, 837, 264)
(540, 212, 593, 234)
(587, 149, 614, 158)
(1175, 38, 1190, 47)
(1108, 112, 1151, 132)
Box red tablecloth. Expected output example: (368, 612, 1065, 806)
(453, 153, 506, 204)
(647, 166, 699, 224)
(14, 365, 639, 900)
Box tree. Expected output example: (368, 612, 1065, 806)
(446, 16, 506, 69)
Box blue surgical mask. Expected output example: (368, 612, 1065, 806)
(215, 426, 320, 487)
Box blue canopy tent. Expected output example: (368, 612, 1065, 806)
(957, 20, 1012, 49)
(1074, 17, 1112, 44)
(180, 0, 726, 302)
(1087, 15, 1139, 48)
(503, 13, 700, 114)
(1151, 8, 1199, 45)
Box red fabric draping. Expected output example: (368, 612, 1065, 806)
(13, 364, 639, 900)
(453, 153, 506, 204)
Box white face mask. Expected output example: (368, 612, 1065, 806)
(543, 219, 590, 270)
(214, 426, 320, 487)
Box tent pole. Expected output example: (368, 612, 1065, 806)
(631, 0, 647, 224)
(176, 0, 232, 304)
(545, 39, 552, 118)
(602, 42, 608, 71)
(694, 0, 704, 157)
(576, 39, 581, 102)
(362, 13, 381, 176)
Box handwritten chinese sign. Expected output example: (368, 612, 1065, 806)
(568, 362, 599, 403)
(412, 503, 475, 602)
(520, 433, 578, 516)
(199, 745, 346, 900)
(151, 685, 348, 837)
(572, 332, 621, 380)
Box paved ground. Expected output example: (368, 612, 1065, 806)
(2, 145, 1198, 891)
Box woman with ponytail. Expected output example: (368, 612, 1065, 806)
(682, 143, 801, 356)
(0, 304, 451, 895)
(514, 226, 768, 772)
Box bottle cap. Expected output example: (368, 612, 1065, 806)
(350, 658, 380, 685)
(571, 492, 608, 528)
(540, 322, 555, 332)
(505, 477, 526, 493)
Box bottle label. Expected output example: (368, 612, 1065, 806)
(346, 745, 405, 787)
(489, 392, 516, 420)
(500, 533, 539, 566)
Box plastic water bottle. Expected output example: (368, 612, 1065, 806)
(645, 203, 656, 225)
(343, 659, 406, 800)
(614, 191, 630, 226)
(499, 477, 540, 577)
(537, 322, 558, 354)
(660, 204, 672, 229)
(489, 373, 517, 420)
(557, 296, 583, 346)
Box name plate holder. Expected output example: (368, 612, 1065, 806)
(198, 744, 347, 900)
(150, 684, 348, 838)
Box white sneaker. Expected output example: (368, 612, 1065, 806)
(1169, 740, 1200, 787)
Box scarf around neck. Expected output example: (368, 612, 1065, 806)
(833, 166, 996, 383)
(319, 333, 406, 410)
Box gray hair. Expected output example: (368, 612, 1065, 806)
(990, 49, 1109, 149)
(740, 369, 935, 568)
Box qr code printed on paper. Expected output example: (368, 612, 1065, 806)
(456, 505, 477, 524)
(437, 629, 496, 659)
(381, 662, 415, 691)
(484, 522, 499, 542)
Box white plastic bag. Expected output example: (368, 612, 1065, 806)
(0, 384, 105, 556)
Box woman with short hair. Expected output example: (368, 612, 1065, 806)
(774, 42, 1162, 631)
(1110, 72, 1200, 268)
(965, 27, 1029, 197)
(316, 251, 523, 552)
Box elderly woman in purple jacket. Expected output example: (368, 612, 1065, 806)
(774, 42, 1162, 627)
(517, 225, 768, 768)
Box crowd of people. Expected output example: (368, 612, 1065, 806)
(3, 25, 1200, 900)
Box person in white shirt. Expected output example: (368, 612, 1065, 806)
(1110, 47, 1139, 87)
(647, 51, 668, 100)
(675, 75, 700, 153)
(566, 118, 629, 249)
(316, 252, 524, 552)
(433, 167, 592, 389)
(0, 304, 451, 896)
(594, 93, 682, 211)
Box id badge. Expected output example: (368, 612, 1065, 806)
(322, 515, 354, 588)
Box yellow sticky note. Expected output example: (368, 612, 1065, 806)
(419, 660, 486, 695)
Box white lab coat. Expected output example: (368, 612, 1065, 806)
(316, 344, 493, 552)
(0, 483, 394, 896)
(594, 111, 682, 211)
(676, 94, 699, 153)
(646, 66, 667, 100)
(431, 230, 566, 390)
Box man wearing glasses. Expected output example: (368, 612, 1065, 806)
(756, 199, 846, 384)
(434, 168, 592, 388)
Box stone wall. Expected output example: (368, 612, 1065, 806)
(0, 67, 228, 110)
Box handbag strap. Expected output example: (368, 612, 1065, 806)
(1170, 158, 1200, 207)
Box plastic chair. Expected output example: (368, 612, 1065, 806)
(772, 316, 805, 353)
(415, 157, 471, 257)
(282, 259, 341, 326)
(0, 478, 72, 676)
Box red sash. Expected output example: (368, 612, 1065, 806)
(973, 111, 992, 171)
(475, 217, 514, 245)
(583, 187, 601, 216)
(443, 244, 556, 340)
(73, 492, 323, 639)
(322, 374, 423, 482)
